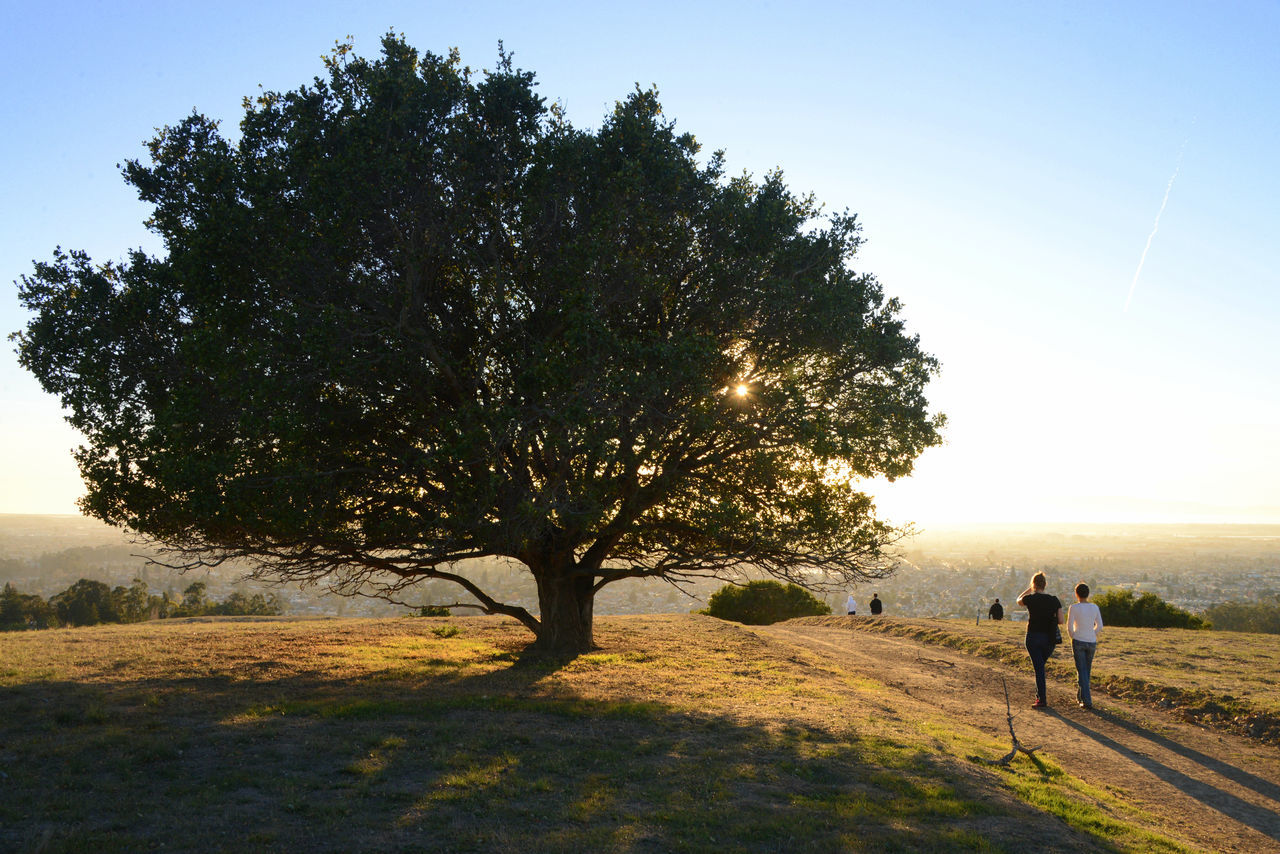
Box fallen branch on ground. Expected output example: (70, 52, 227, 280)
(985, 676, 1040, 766)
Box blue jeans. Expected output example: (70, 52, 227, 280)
(1025, 632, 1055, 703)
(1072, 640, 1097, 706)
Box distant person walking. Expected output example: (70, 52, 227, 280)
(845, 594, 857, 616)
(988, 598, 1004, 621)
(869, 593, 883, 615)
(1067, 582, 1103, 709)
(1017, 572, 1062, 709)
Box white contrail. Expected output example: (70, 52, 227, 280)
(1124, 147, 1185, 312)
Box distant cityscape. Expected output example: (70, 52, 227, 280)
(3, 515, 1278, 620)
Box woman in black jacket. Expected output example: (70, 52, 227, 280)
(1016, 572, 1063, 708)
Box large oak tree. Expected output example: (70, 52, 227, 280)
(15, 35, 943, 653)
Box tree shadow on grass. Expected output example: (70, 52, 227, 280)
(3, 653, 1118, 854)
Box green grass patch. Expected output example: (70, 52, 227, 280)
(997, 760, 1195, 854)
(0, 615, 1220, 852)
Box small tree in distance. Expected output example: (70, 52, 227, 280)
(49, 579, 117, 627)
(1, 583, 54, 629)
(14, 34, 943, 654)
(702, 580, 832, 625)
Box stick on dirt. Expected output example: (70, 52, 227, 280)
(987, 676, 1040, 766)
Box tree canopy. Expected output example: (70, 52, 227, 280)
(14, 34, 943, 653)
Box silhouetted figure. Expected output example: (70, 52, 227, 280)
(869, 593, 883, 615)
(988, 599, 1004, 621)
(1017, 573, 1063, 709)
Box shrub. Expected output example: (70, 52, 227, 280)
(1094, 589, 1208, 629)
(702, 580, 831, 625)
(1204, 596, 1280, 634)
(205, 591, 283, 616)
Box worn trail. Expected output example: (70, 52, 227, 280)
(752, 622, 1280, 853)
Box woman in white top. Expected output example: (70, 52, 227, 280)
(1066, 582, 1104, 709)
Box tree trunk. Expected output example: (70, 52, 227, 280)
(532, 569, 596, 655)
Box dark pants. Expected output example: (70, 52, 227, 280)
(1072, 640, 1097, 706)
(1025, 631, 1055, 702)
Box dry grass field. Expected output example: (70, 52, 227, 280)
(1, 614, 1274, 852)
(822, 617, 1280, 743)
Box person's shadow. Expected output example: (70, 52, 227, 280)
(1052, 708, 1280, 842)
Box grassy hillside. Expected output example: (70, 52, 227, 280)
(1, 615, 1198, 853)
(801, 616, 1280, 745)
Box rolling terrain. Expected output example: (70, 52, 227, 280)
(2, 614, 1277, 852)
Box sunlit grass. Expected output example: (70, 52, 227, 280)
(996, 759, 1196, 854)
(0, 614, 1203, 852)
(814, 616, 1280, 741)
(342, 734, 405, 778)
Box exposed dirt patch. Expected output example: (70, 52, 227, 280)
(825, 616, 1280, 746)
(4, 615, 1117, 853)
(6, 615, 1278, 851)
(758, 619, 1280, 853)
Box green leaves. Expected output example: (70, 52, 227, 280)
(703, 580, 832, 625)
(14, 34, 942, 648)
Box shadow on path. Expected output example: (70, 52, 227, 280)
(1094, 708, 1280, 803)
(1, 630, 1101, 854)
(759, 621, 1280, 853)
(1052, 710, 1280, 843)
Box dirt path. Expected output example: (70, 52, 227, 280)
(751, 622, 1280, 853)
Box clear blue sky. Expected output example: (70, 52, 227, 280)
(4, 0, 1278, 524)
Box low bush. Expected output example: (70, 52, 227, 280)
(702, 580, 831, 625)
(1094, 589, 1207, 629)
(1204, 596, 1280, 634)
